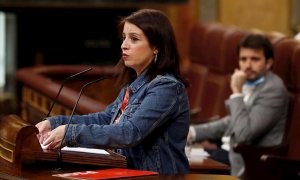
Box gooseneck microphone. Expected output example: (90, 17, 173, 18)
(57, 76, 108, 163)
(44, 67, 93, 118)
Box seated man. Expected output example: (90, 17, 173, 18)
(188, 34, 289, 177)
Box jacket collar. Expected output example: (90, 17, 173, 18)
(128, 70, 149, 93)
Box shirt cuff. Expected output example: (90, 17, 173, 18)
(230, 93, 244, 99)
(189, 126, 196, 142)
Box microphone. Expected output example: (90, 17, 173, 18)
(57, 76, 108, 164)
(44, 67, 92, 118)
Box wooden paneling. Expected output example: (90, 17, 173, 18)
(158, 0, 199, 72)
(219, 0, 291, 36)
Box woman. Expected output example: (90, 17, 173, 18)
(36, 9, 190, 174)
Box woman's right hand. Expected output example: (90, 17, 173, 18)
(35, 119, 51, 144)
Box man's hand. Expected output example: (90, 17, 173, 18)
(231, 69, 247, 93)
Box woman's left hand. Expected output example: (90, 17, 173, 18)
(42, 125, 66, 150)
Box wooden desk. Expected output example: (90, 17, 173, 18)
(189, 157, 230, 174)
(0, 161, 237, 180)
(188, 147, 230, 174)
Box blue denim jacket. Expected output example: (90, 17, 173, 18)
(49, 72, 190, 174)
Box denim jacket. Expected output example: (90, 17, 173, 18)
(49, 72, 190, 174)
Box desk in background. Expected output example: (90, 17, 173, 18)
(189, 156, 230, 174)
(188, 147, 230, 174)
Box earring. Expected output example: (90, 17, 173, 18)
(154, 53, 158, 63)
(154, 51, 158, 63)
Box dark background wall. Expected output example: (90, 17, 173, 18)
(15, 8, 135, 68)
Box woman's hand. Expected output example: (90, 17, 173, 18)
(43, 125, 66, 150)
(35, 119, 51, 144)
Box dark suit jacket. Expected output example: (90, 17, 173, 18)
(193, 70, 289, 177)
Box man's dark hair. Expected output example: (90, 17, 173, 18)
(237, 34, 274, 60)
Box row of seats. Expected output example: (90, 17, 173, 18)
(185, 22, 300, 179)
(186, 23, 253, 123)
(185, 22, 298, 123)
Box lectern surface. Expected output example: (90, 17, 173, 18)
(0, 114, 126, 177)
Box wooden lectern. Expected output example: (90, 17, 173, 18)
(0, 114, 126, 177)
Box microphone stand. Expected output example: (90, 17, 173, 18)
(44, 67, 92, 118)
(56, 76, 108, 168)
(40, 67, 91, 171)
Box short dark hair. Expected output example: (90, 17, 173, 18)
(116, 9, 187, 87)
(237, 34, 274, 60)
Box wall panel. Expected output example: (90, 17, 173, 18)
(219, 0, 291, 35)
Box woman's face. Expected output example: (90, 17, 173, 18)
(121, 22, 156, 75)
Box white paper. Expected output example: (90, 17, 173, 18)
(40, 143, 109, 155)
(61, 146, 110, 155)
(190, 147, 210, 157)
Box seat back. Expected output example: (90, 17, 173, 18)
(266, 32, 287, 49)
(189, 23, 219, 64)
(273, 39, 300, 91)
(286, 94, 300, 158)
(291, 45, 300, 93)
(202, 24, 228, 71)
(287, 45, 300, 158)
(221, 27, 250, 74)
(186, 63, 208, 116)
(193, 71, 231, 123)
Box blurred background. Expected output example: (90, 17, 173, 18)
(0, 0, 299, 116)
